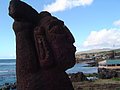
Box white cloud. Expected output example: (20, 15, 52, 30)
(83, 28, 120, 49)
(113, 19, 120, 26)
(43, 0, 94, 13)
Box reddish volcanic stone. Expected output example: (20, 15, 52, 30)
(9, 0, 76, 90)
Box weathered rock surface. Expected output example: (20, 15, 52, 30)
(98, 68, 118, 79)
(0, 83, 16, 90)
(69, 72, 88, 82)
(9, 0, 76, 90)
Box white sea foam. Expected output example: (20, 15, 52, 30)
(0, 70, 9, 73)
(0, 70, 15, 73)
(0, 63, 16, 66)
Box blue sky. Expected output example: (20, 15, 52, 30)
(0, 0, 120, 59)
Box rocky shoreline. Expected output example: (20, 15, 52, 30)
(1, 72, 120, 90)
(0, 83, 16, 90)
(0, 72, 88, 90)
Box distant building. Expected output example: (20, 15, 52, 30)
(98, 59, 120, 69)
(98, 59, 120, 79)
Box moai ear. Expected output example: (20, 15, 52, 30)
(34, 27, 55, 69)
(34, 27, 46, 60)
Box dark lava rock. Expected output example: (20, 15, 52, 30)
(98, 68, 118, 79)
(69, 72, 88, 82)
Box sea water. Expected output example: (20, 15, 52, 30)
(0, 59, 16, 86)
(0, 59, 98, 86)
(66, 63, 98, 74)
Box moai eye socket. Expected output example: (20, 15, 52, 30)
(48, 20, 65, 34)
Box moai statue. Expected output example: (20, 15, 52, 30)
(9, 0, 76, 90)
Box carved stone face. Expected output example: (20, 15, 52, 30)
(35, 12, 76, 69)
(45, 20, 76, 64)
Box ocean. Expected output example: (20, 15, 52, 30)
(0, 59, 16, 86)
(0, 59, 98, 86)
(66, 63, 98, 74)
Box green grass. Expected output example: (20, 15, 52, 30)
(112, 78, 120, 81)
(85, 73, 98, 77)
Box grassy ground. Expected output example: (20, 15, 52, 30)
(72, 78, 120, 90)
(93, 78, 120, 84)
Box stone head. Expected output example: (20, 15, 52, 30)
(34, 11, 76, 68)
